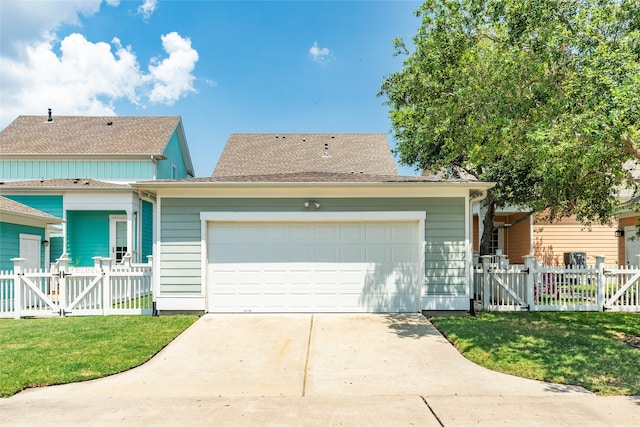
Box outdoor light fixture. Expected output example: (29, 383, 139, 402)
(615, 229, 625, 238)
(304, 200, 320, 209)
(41, 240, 49, 247)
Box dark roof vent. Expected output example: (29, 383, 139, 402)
(107, 121, 113, 125)
(47, 108, 52, 122)
(323, 143, 330, 157)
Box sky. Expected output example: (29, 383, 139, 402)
(0, 0, 423, 177)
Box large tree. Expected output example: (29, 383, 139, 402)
(380, 0, 640, 255)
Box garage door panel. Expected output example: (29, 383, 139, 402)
(208, 221, 421, 313)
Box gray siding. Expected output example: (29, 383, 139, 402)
(159, 197, 467, 296)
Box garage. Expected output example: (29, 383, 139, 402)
(205, 213, 424, 313)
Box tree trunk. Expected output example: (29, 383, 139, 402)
(479, 191, 496, 256)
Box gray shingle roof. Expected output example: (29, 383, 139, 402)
(0, 115, 181, 156)
(150, 172, 475, 183)
(212, 133, 398, 177)
(0, 196, 62, 223)
(0, 179, 130, 189)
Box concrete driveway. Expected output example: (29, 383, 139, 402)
(1, 314, 639, 426)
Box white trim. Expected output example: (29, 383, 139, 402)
(200, 211, 426, 222)
(200, 218, 208, 299)
(422, 296, 471, 311)
(156, 296, 205, 311)
(153, 197, 162, 299)
(150, 183, 489, 199)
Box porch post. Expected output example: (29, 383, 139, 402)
(11, 258, 25, 319)
(523, 255, 535, 310)
(92, 256, 102, 271)
(595, 255, 606, 311)
(126, 210, 135, 263)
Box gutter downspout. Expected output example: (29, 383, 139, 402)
(468, 190, 489, 315)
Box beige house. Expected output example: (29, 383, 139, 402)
(473, 210, 619, 266)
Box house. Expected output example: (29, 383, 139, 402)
(0, 113, 194, 267)
(472, 209, 618, 266)
(134, 133, 494, 313)
(0, 196, 63, 271)
(420, 167, 618, 266)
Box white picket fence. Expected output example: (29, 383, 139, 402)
(0, 255, 153, 319)
(474, 255, 640, 312)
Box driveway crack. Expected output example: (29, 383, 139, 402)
(421, 396, 444, 426)
(301, 314, 314, 397)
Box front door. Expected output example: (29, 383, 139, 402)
(110, 216, 127, 263)
(20, 233, 41, 270)
(625, 226, 640, 266)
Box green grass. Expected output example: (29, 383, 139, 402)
(430, 312, 640, 396)
(0, 315, 198, 397)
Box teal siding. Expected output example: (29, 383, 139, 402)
(66, 210, 124, 266)
(141, 200, 153, 261)
(158, 197, 467, 297)
(157, 128, 190, 179)
(3, 195, 63, 218)
(0, 222, 45, 270)
(0, 160, 155, 180)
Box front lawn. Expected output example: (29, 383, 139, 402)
(430, 312, 640, 396)
(0, 315, 198, 397)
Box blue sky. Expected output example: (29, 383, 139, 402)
(0, 0, 422, 177)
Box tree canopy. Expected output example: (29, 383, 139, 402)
(380, 0, 640, 254)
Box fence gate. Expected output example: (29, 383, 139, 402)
(1, 256, 153, 318)
(479, 257, 529, 311)
(603, 266, 640, 311)
(17, 269, 61, 317)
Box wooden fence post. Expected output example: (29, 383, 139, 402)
(523, 255, 535, 310)
(595, 255, 605, 311)
(57, 256, 70, 316)
(11, 258, 25, 319)
(101, 258, 112, 315)
(481, 256, 491, 310)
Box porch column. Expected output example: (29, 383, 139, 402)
(126, 210, 135, 263)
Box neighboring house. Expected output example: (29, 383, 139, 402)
(0, 179, 153, 267)
(0, 196, 63, 271)
(423, 168, 620, 265)
(134, 133, 493, 314)
(473, 210, 618, 266)
(0, 113, 194, 267)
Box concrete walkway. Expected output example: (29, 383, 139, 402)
(1, 314, 639, 426)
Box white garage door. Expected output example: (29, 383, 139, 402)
(207, 221, 421, 313)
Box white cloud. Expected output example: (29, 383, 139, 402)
(137, 0, 157, 21)
(0, 32, 199, 127)
(147, 32, 199, 104)
(309, 41, 332, 65)
(0, 0, 116, 58)
(0, 1, 199, 128)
